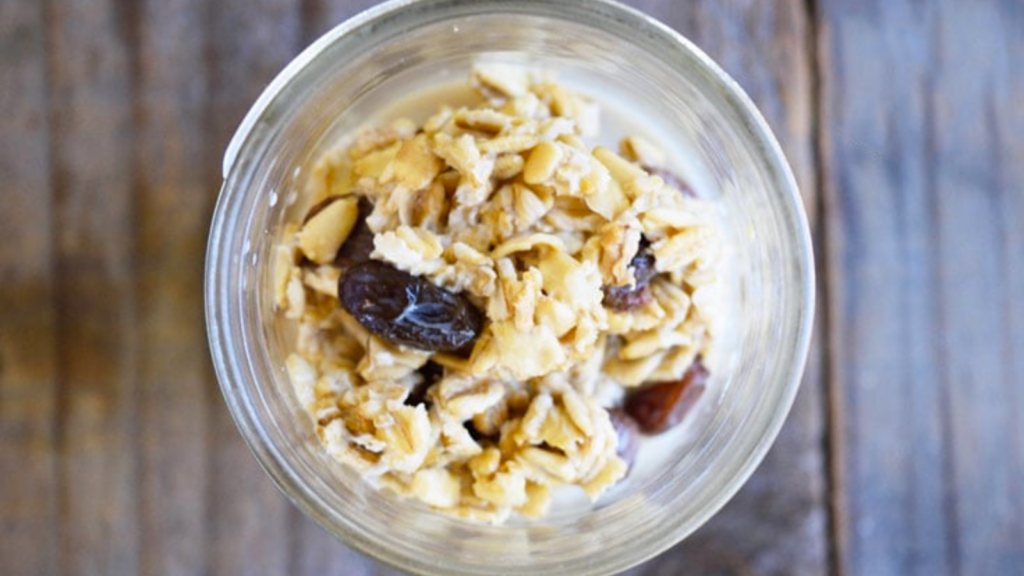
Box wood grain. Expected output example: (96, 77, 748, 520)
(930, 6, 1024, 573)
(300, 0, 381, 43)
(204, 1, 303, 575)
(134, 1, 213, 575)
(818, 0, 1024, 574)
(46, 0, 141, 574)
(0, 1, 59, 575)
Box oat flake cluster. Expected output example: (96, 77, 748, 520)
(274, 65, 723, 523)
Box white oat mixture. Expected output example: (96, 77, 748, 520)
(274, 65, 723, 523)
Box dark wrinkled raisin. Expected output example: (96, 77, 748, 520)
(407, 361, 444, 407)
(602, 241, 658, 311)
(643, 165, 696, 198)
(607, 407, 641, 469)
(302, 195, 344, 224)
(629, 243, 658, 285)
(338, 260, 485, 352)
(602, 284, 652, 310)
(334, 198, 375, 268)
(624, 358, 708, 434)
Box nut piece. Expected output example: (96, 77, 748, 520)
(523, 141, 564, 185)
(394, 134, 443, 191)
(593, 146, 647, 187)
(619, 136, 666, 167)
(302, 195, 342, 224)
(334, 197, 375, 268)
(298, 196, 360, 264)
(491, 154, 525, 181)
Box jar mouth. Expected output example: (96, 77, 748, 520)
(206, 0, 815, 574)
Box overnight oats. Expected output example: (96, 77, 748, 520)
(273, 65, 724, 524)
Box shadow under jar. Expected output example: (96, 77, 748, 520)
(205, 0, 815, 574)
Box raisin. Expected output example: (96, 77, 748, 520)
(338, 260, 485, 352)
(334, 198, 376, 268)
(607, 407, 641, 469)
(407, 361, 444, 407)
(602, 284, 652, 310)
(602, 240, 658, 311)
(624, 358, 708, 434)
(643, 165, 696, 198)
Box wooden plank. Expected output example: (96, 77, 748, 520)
(818, 3, 957, 572)
(46, 0, 140, 574)
(626, 0, 829, 573)
(134, 1, 212, 575)
(288, 513, 382, 576)
(926, 2, 1023, 573)
(205, 1, 302, 575)
(997, 11, 1024, 571)
(819, 0, 1024, 574)
(300, 0, 381, 44)
(0, 1, 59, 575)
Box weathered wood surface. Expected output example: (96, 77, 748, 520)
(1, 0, 1021, 575)
(0, 1, 58, 575)
(205, 2, 301, 575)
(135, 1, 213, 576)
(818, 1, 1024, 575)
(47, 0, 140, 574)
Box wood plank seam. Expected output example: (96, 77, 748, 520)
(45, 0, 63, 567)
(801, 1, 843, 575)
(201, 5, 222, 576)
(46, 0, 144, 573)
(124, 2, 148, 573)
(810, 0, 848, 573)
(43, 1, 70, 573)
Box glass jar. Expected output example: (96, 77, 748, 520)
(205, 0, 815, 574)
